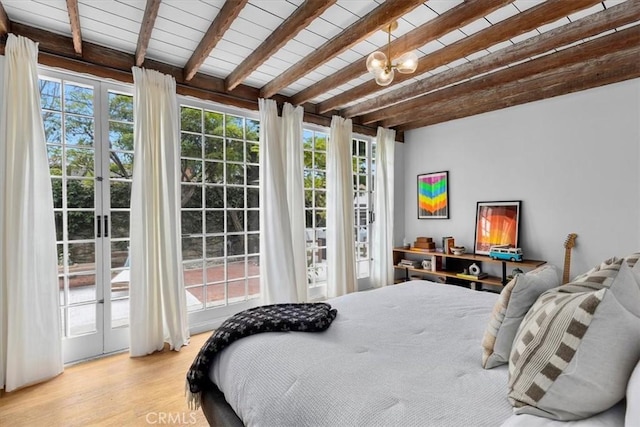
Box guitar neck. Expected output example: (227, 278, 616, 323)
(562, 248, 572, 284)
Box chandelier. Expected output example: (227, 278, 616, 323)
(366, 21, 419, 86)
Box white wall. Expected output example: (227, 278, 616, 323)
(399, 78, 640, 277)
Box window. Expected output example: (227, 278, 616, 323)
(41, 70, 134, 361)
(303, 129, 328, 294)
(303, 128, 375, 298)
(353, 137, 374, 280)
(179, 103, 261, 314)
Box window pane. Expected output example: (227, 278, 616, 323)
(227, 257, 245, 281)
(68, 242, 95, 266)
(226, 164, 244, 185)
(227, 235, 244, 256)
(182, 185, 202, 208)
(181, 106, 202, 132)
(246, 119, 259, 141)
(206, 236, 225, 258)
(109, 151, 133, 179)
(247, 234, 259, 255)
(246, 165, 259, 186)
(65, 115, 94, 146)
(205, 186, 224, 208)
(227, 211, 244, 233)
(52, 178, 63, 208)
(43, 112, 62, 143)
(246, 142, 259, 163)
(225, 115, 244, 138)
(48, 146, 63, 176)
(64, 84, 93, 115)
(68, 211, 95, 240)
(181, 159, 202, 183)
(108, 92, 133, 122)
(182, 236, 203, 260)
(247, 188, 259, 208)
(204, 161, 223, 184)
(205, 210, 224, 234)
(247, 210, 259, 232)
(227, 187, 244, 209)
(67, 179, 94, 208)
(110, 212, 130, 239)
(205, 136, 223, 160)
(40, 79, 62, 111)
(204, 110, 223, 136)
(182, 133, 202, 158)
(182, 211, 203, 235)
(226, 139, 244, 162)
(66, 147, 94, 177)
(55, 211, 63, 241)
(111, 181, 132, 208)
(315, 211, 326, 228)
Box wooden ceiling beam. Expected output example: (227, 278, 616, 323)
(259, 0, 425, 99)
(135, 0, 162, 67)
(381, 25, 640, 128)
(65, 0, 82, 55)
(397, 46, 640, 131)
(349, 1, 640, 120)
(225, 0, 336, 92)
(0, 2, 10, 35)
(183, 0, 249, 81)
(318, 0, 603, 113)
(290, 0, 513, 106)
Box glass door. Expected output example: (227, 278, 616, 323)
(41, 72, 133, 362)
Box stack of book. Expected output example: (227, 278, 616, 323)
(456, 272, 488, 280)
(398, 259, 421, 268)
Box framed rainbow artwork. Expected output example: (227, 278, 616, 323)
(417, 171, 449, 219)
(473, 200, 521, 255)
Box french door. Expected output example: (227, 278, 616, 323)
(41, 70, 134, 363)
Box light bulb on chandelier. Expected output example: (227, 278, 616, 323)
(366, 21, 418, 86)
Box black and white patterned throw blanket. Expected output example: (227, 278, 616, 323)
(186, 303, 338, 410)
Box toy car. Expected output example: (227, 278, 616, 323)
(489, 245, 523, 262)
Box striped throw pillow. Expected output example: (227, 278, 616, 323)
(508, 260, 640, 420)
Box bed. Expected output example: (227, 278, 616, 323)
(194, 268, 639, 426)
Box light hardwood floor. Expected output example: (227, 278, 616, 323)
(0, 332, 213, 427)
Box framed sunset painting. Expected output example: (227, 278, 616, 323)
(473, 200, 521, 255)
(417, 171, 449, 219)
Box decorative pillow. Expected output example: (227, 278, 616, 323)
(571, 256, 620, 282)
(627, 358, 640, 427)
(625, 251, 640, 278)
(481, 264, 560, 369)
(508, 260, 640, 420)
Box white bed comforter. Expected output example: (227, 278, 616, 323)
(211, 280, 512, 426)
(210, 280, 625, 426)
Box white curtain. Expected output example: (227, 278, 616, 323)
(129, 67, 189, 357)
(371, 127, 396, 288)
(281, 103, 308, 302)
(0, 34, 63, 391)
(258, 99, 306, 303)
(327, 116, 356, 298)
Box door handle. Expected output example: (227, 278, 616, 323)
(97, 215, 102, 238)
(104, 215, 109, 238)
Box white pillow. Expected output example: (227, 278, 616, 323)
(627, 359, 640, 427)
(482, 265, 560, 369)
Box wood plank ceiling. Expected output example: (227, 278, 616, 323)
(0, 0, 638, 140)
